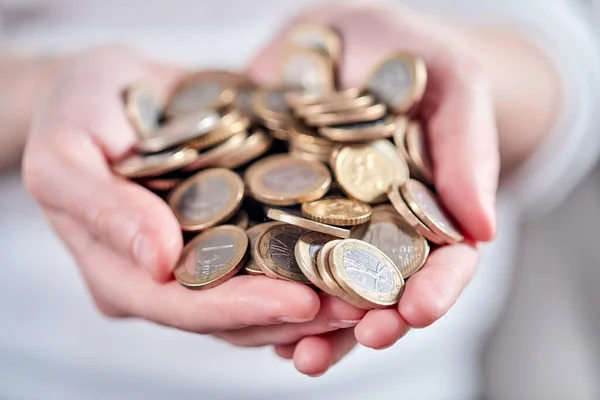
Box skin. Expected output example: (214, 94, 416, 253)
(9, 2, 560, 378)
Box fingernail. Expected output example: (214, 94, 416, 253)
(132, 233, 155, 274)
(276, 316, 314, 324)
(326, 319, 360, 329)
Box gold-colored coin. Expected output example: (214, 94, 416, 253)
(280, 47, 335, 98)
(400, 179, 464, 244)
(114, 147, 197, 178)
(138, 176, 183, 192)
(266, 207, 350, 238)
(387, 184, 446, 244)
(332, 140, 408, 204)
(286, 87, 361, 108)
(405, 121, 434, 185)
(217, 129, 273, 169)
(245, 222, 280, 276)
(252, 87, 295, 127)
(302, 198, 372, 226)
(124, 83, 162, 138)
(392, 116, 411, 161)
(168, 168, 244, 231)
(246, 155, 331, 206)
(288, 23, 342, 66)
(303, 103, 387, 127)
(289, 122, 333, 149)
(316, 239, 346, 297)
(295, 94, 374, 117)
(166, 70, 239, 117)
(319, 115, 396, 142)
(135, 110, 222, 153)
(254, 222, 310, 283)
(328, 239, 405, 309)
(289, 148, 331, 163)
(353, 206, 429, 279)
(183, 131, 247, 171)
(289, 138, 333, 155)
(295, 232, 337, 292)
(174, 225, 248, 290)
(364, 52, 427, 114)
(185, 108, 250, 150)
(226, 210, 249, 230)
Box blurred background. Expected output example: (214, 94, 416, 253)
(0, 1, 599, 399)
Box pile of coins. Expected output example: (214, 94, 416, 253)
(114, 23, 464, 310)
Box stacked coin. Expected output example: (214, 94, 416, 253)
(113, 23, 464, 310)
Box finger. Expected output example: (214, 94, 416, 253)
(354, 309, 410, 349)
(23, 48, 187, 281)
(274, 343, 296, 360)
(47, 210, 321, 331)
(424, 54, 500, 241)
(398, 242, 479, 328)
(293, 328, 357, 377)
(215, 292, 365, 346)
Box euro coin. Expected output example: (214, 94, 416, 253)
(316, 239, 346, 297)
(174, 225, 248, 290)
(124, 84, 162, 138)
(301, 198, 372, 226)
(405, 121, 434, 185)
(168, 168, 244, 231)
(267, 207, 350, 238)
(295, 231, 337, 292)
(114, 147, 197, 178)
(328, 239, 404, 309)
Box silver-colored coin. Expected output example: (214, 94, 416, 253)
(267, 225, 306, 276)
(183, 232, 236, 278)
(366, 54, 426, 113)
(264, 88, 291, 114)
(125, 84, 162, 137)
(179, 178, 231, 221)
(137, 110, 221, 153)
(281, 49, 333, 97)
(359, 216, 429, 279)
(308, 239, 328, 263)
(344, 248, 395, 294)
(169, 81, 227, 115)
(261, 164, 318, 194)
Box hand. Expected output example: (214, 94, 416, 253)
(22, 46, 366, 348)
(246, 3, 499, 375)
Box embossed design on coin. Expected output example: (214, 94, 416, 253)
(401, 179, 464, 244)
(281, 48, 333, 97)
(179, 178, 230, 221)
(344, 248, 395, 294)
(174, 225, 248, 289)
(329, 239, 404, 309)
(359, 210, 429, 278)
(246, 155, 331, 206)
(366, 53, 427, 113)
(302, 198, 372, 226)
(333, 144, 395, 204)
(169, 168, 244, 231)
(255, 223, 309, 283)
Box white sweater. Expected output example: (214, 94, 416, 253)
(0, 1, 598, 399)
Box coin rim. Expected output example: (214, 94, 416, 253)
(183, 131, 247, 171)
(288, 23, 342, 66)
(400, 179, 464, 244)
(405, 121, 434, 185)
(218, 129, 273, 169)
(316, 239, 346, 297)
(319, 115, 396, 142)
(124, 83, 162, 138)
(303, 103, 387, 127)
(266, 208, 350, 238)
(244, 222, 280, 275)
(114, 147, 197, 178)
(168, 168, 245, 231)
(173, 225, 249, 289)
(295, 232, 337, 292)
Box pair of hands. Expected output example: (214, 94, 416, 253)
(22, 3, 499, 376)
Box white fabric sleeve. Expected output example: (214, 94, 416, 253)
(412, 0, 600, 214)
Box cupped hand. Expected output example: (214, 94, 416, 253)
(246, 2, 500, 376)
(22, 45, 366, 346)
